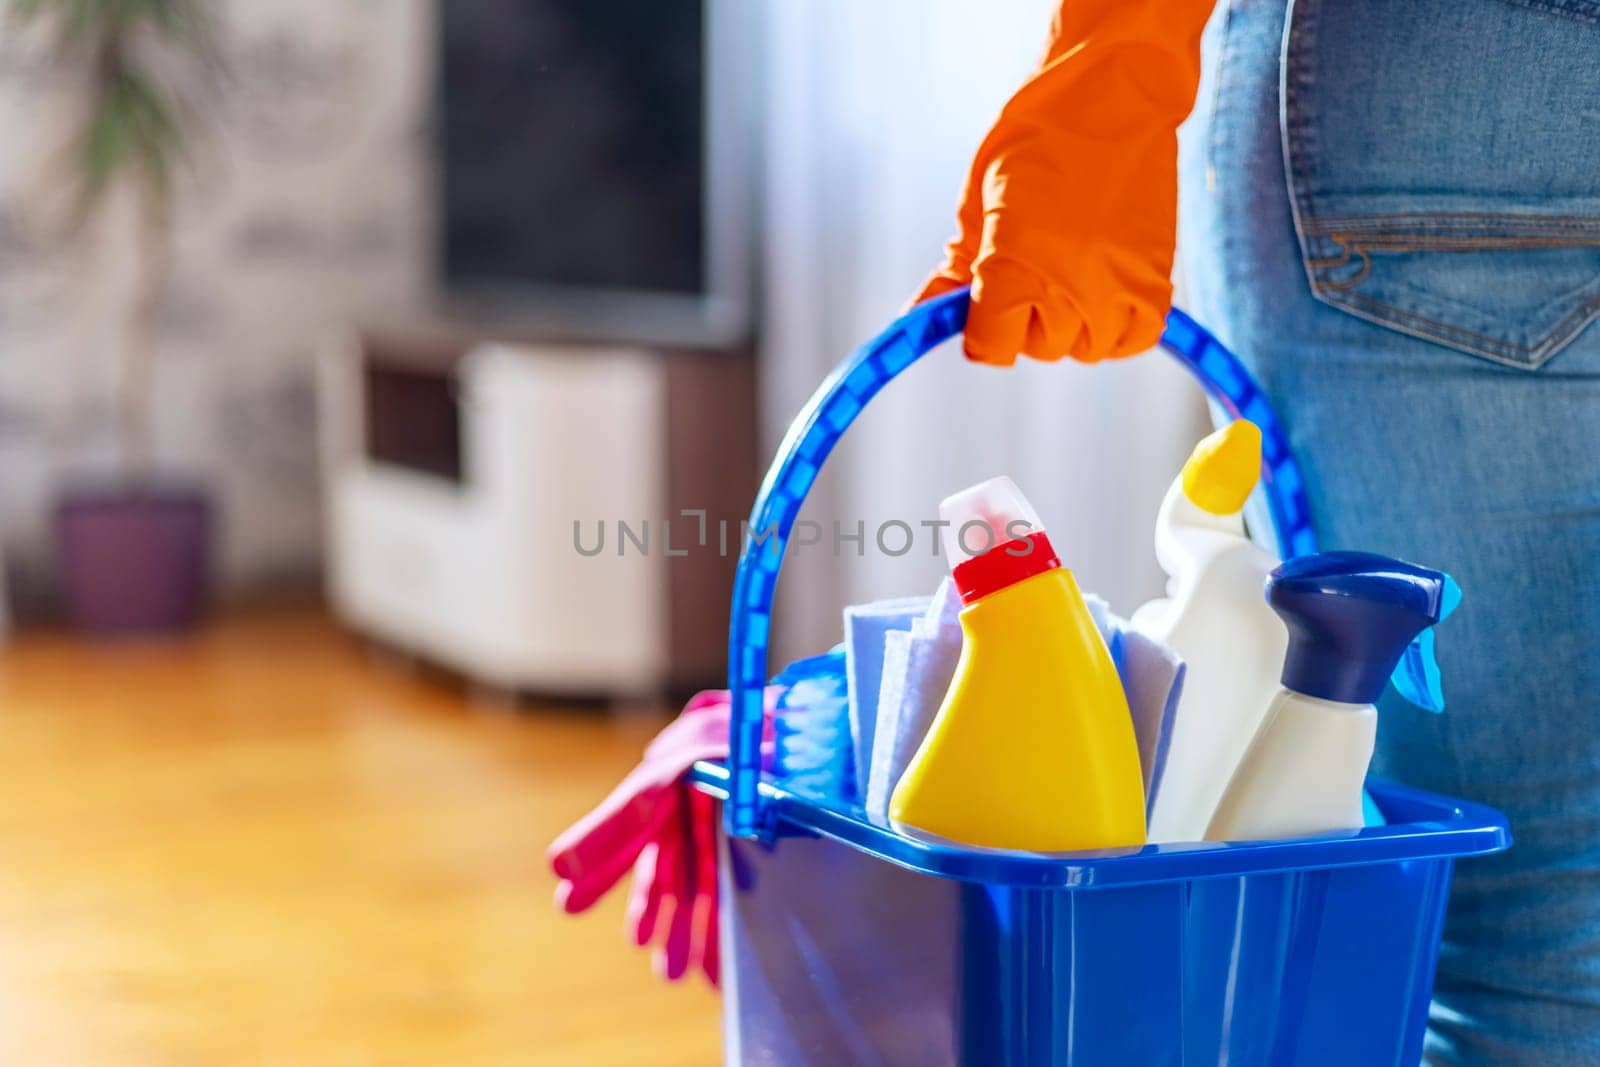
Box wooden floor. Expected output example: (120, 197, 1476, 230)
(0, 607, 721, 1066)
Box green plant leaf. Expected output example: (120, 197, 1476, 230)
(11, 0, 215, 223)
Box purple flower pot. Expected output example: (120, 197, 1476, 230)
(55, 486, 213, 635)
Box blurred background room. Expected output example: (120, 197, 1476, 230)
(0, 0, 1207, 1063)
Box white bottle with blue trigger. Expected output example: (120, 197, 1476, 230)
(1206, 551, 1457, 843)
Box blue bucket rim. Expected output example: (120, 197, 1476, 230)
(694, 763, 1510, 889)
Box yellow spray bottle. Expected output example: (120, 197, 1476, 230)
(889, 477, 1146, 852)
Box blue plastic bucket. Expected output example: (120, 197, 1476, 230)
(695, 288, 1511, 1066)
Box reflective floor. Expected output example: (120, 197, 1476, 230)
(0, 606, 719, 1066)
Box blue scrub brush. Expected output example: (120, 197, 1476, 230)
(771, 649, 854, 803)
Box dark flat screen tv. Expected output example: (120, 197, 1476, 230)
(437, 0, 752, 346)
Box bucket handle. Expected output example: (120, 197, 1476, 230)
(724, 287, 1315, 839)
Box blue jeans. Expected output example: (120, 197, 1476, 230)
(1179, 1, 1600, 1063)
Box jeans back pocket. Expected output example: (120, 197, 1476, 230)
(1284, 0, 1600, 368)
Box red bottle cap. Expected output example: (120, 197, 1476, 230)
(951, 529, 1060, 603)
(940, 476, 1060, 602)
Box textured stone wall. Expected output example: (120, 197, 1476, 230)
(0, 0, 431, 610)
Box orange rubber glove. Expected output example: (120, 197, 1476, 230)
(918, 0, 1216, 365)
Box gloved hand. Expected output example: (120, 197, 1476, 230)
(548, 688, 779, 988)
(917, 0, 1215, 366)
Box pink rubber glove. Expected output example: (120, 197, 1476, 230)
(623, 782, 722, 984)
(549, 688, 779, 987)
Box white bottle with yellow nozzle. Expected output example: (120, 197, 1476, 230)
(1131, 421, 1286, 843)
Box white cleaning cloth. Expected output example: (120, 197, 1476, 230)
(865, 579, 964, 819)
(843, 595, 930, 799)
(1087, 595, 1186, 820)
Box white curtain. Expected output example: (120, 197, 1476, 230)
(759, 0, 1210, 662)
